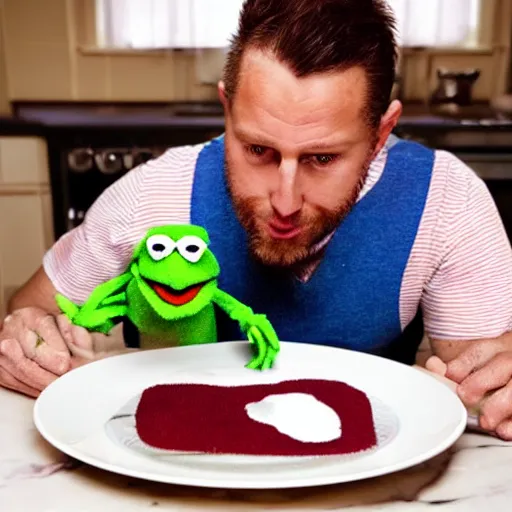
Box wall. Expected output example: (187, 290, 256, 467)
(0, 0, 218, 102)
(0, 0, 511, 105)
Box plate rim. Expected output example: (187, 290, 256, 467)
(33, 341, 468, 489)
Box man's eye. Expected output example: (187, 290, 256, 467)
(244, 144, 276, 165)
(314, 154, 337, 165)
(248, 145, 267, 156)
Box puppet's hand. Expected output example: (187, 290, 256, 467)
(55, 273, 131, 335)
(233, 307, 280, 370)
(55, 293, 127, 335)
(211, 289, 280, 370)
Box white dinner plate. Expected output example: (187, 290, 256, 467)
(33, 341, 466, 489)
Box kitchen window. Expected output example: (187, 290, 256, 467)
(388, 0, 481, 48)
(94, 0, 485, 50)
(95, 0, 245, 49)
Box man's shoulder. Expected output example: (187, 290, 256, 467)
(389, 138, 483, 202)
(98, 140, 212, 227)
(392, 137, 477, 179)
(143, 140, 208, 178)
(419, 147, 492, 241)
(430, 148, 486, 200)
(393, 138, 479, 184)
(431, 148, 475, 176)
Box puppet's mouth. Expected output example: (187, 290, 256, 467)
(146, 279, 209, 306)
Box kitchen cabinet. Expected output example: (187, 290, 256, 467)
(0, 136, 54, 317)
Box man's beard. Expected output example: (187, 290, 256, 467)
(225, 157, 371, 268)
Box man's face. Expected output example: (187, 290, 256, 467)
(222, 50, 383, 268)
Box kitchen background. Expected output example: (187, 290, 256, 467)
(0, 0, 511, 316)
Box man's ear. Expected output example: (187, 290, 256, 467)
(218, 80, 228, 109)
(372, 99, 402, 157)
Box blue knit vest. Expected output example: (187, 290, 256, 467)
(188, 135, 433, 357)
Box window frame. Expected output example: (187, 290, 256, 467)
(76, 0, 504, 54)
(72, 0, 511, 101)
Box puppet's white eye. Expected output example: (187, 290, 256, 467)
(176, 235, 207, 263)
(146, 235, 176, 261)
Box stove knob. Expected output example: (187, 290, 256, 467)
(95, 150, 124, 174)
(132, 150, 155, 167)
(68, 148, 93, 172)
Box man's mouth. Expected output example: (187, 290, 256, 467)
(146, 279, 208, 306)
(267, 219, 302, 240)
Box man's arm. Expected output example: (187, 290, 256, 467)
(422, 159, 512, 348)
(7, 266, 59, 315)
(0, 167, 145, 396)
(425, 165, 512, 391)
(420, 157, 512, 438)
(0, 144, 200, 397)
(430, 338, 479, 362)
(6, 144, 199, 317)
(10, 161, 150, 314)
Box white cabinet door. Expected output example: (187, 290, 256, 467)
(0, 136, 53, 316)
(0, 194, 49, 314)
(0, 136, 49, 185)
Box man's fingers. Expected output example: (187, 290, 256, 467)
(17, 327, 70, 376)
(0, 364, 40, 398)
(457, 351, 512, 407)
(0, 312, 25, 340)
(56, 314, 76, 346)
(495, 418, 512, 441)
(445, 339, 505, 383)
(479, 379, 512, 431)
(4, 310, 71, 375)
(0, 339, 59, 391)
(424, 355, 448, 376)
(70, 356, 93, 370)
(57, 315, 94, 355)
(34, 314, 70, 353)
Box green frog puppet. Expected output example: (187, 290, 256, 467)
(56, 224, 280, 370)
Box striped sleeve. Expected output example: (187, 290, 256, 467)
(43, 144, 201, 304)
(421, 156, 512, 340)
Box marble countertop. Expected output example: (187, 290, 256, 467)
(1, 387, 512, 511)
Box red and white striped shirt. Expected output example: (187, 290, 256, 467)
(43, 138, 512, 341)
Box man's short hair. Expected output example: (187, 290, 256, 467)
(223, 0, 398, 127)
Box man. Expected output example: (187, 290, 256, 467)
(2, 0, 512, 439)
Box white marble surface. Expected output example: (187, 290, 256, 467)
(1, 387, 512, 511)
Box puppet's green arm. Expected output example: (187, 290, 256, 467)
(212, 289, 280, 370)
(56, 272, 132, 334)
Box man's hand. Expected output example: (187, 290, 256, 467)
(0, 307, 131, 398)
(427, 331, 512, 440)
(0, 308, 72, 397)
(56, 313, 132, 362)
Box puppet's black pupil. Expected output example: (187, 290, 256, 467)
(153, 243, 166, 252)
(187, 245, 199, 253)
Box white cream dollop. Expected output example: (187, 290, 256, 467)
(245, 392, 342, 443)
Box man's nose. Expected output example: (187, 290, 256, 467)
(270, 159, 303, 218)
